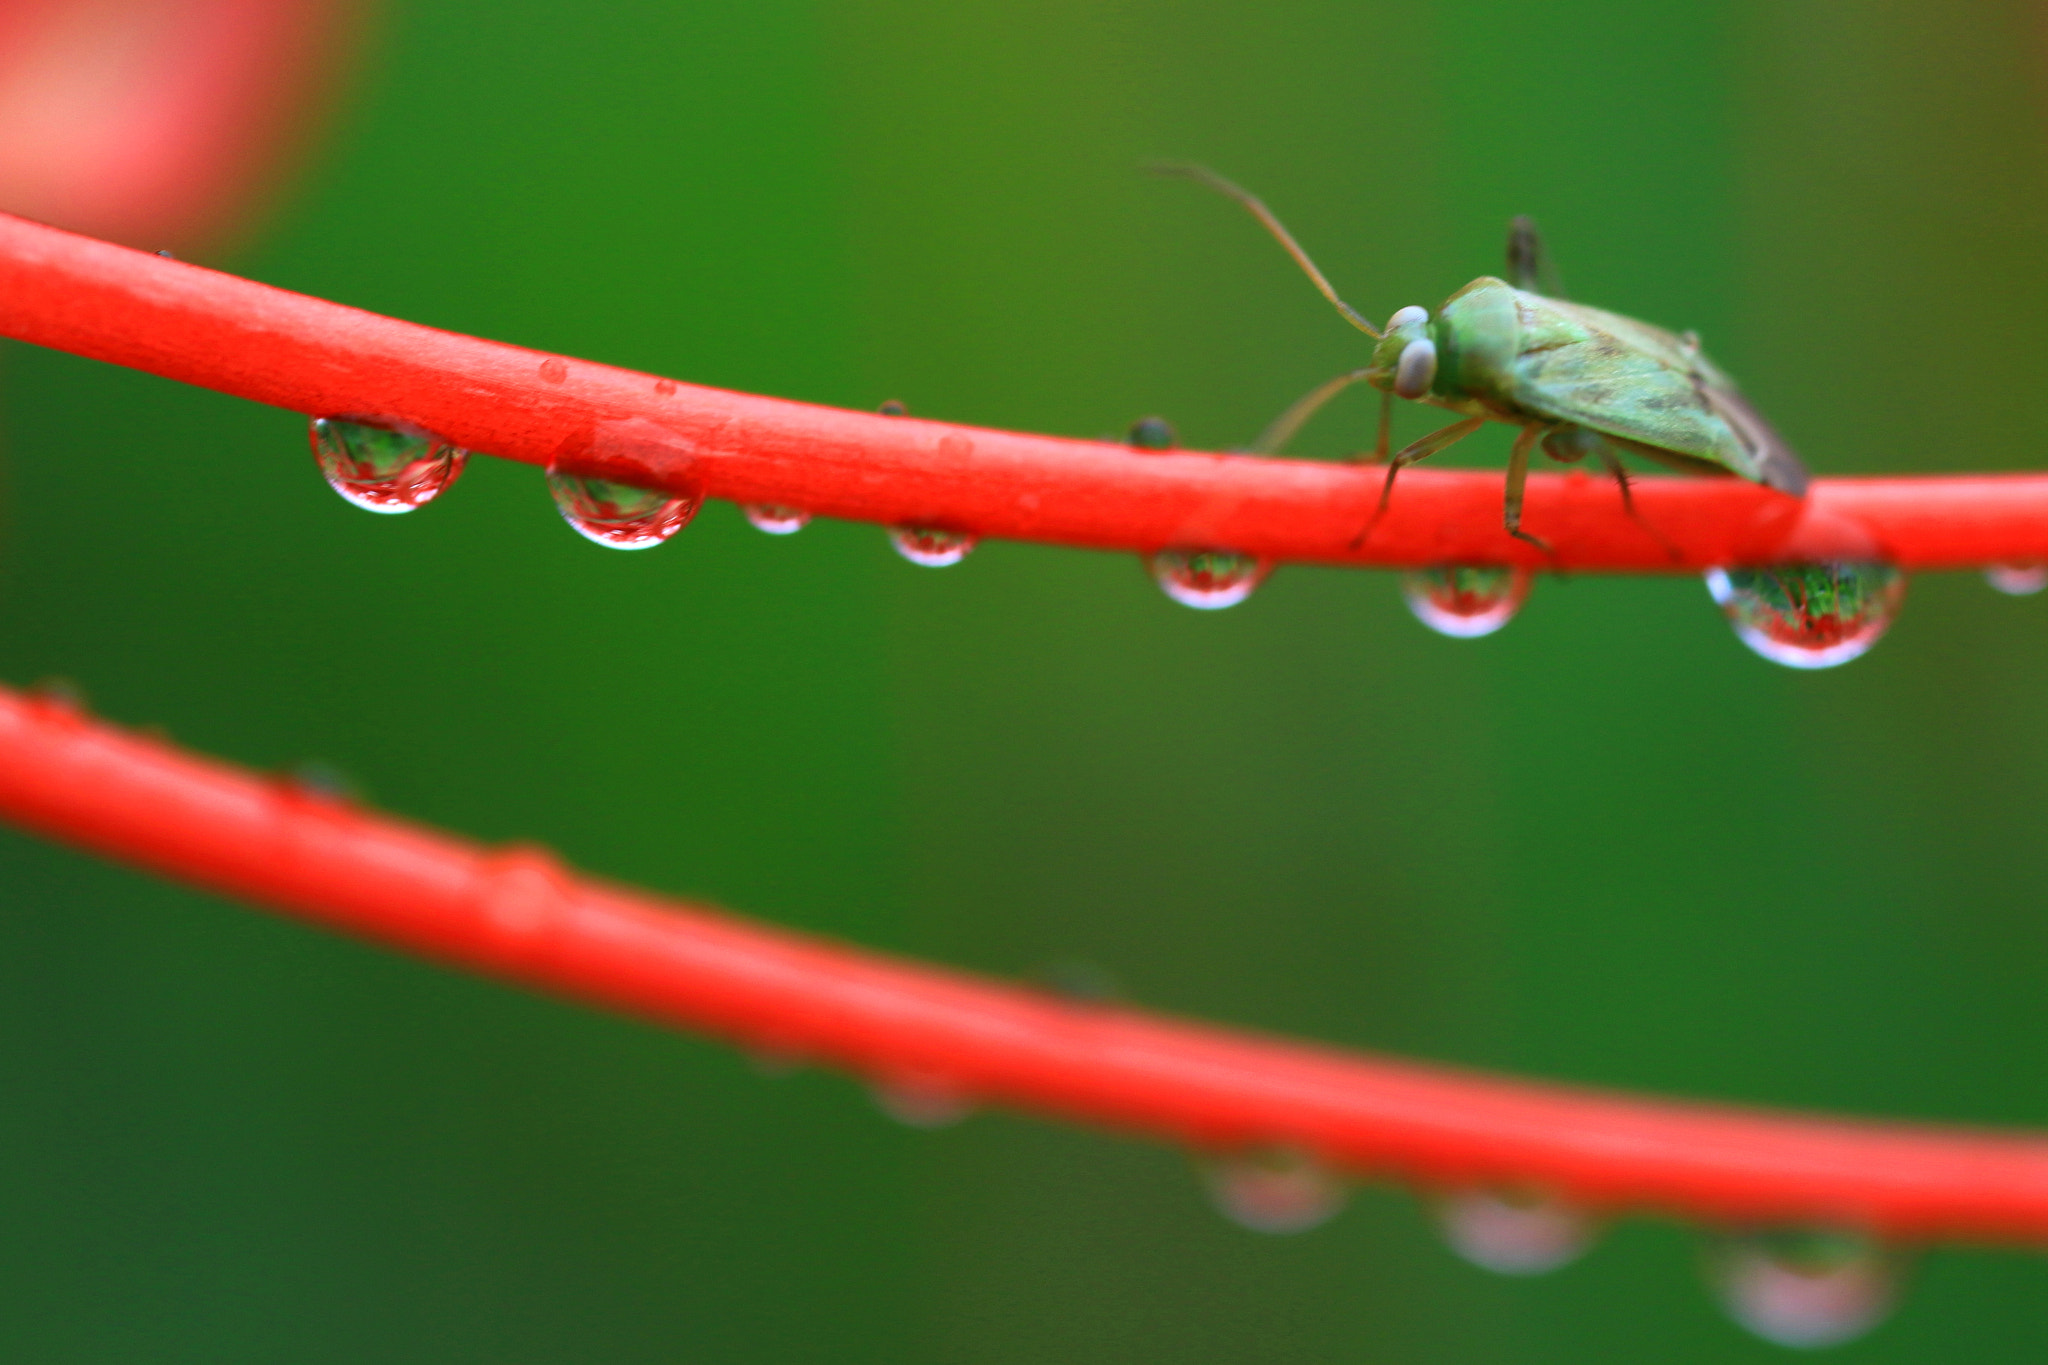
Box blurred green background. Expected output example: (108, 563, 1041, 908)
(5, 0, 2048, 1358)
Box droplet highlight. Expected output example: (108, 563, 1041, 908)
(1127, 416, 1176, 450)
(1985, 562, 2048, 596)
(1436, 1187, 1594, 1276)
(1401, 564, 1531, 638)
(547, 469, 702, 549)
(1203, 1148, 1347, 1234)
(1149, 549, 1267, 609)
(310, 417, 467, 513)
(871, 1075, 971, 1129)
(891, 527, 977, 567)
(1705, 563, 1905, 669)
(1710, 1229, 1900, 1349)
(743, 504, 812, 536)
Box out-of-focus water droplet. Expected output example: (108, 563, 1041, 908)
(891, 527, 977, 567)
(1436, 1187, 1595, 1276)
(285, 760, 358, 804)
(1401, 564, 1531, 638)
(878, 399, 908, 416)
(871, 1075, 971, 1128)
(1149, 549, 1267, 609)
(1985, 562, 2048, 596)
(1030, 959, 1122, 1003)
(26, 677, 86, 719)
(743, 504, 812, 536)
(1203, 1148, 1347, 1234)
(1127, 416, 1176, 450)
(547, 469, 702, 548)
(1710, 1229, 1900, 1349)
(310, 417, 467, 513)
(1705, 563, 1905, 669)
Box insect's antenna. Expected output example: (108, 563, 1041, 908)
(1149, 162, 1382, 339)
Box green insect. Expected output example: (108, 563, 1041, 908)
(1155, 165, 1810, 550)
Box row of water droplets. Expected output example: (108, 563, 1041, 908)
(310, 410, 2040, 670)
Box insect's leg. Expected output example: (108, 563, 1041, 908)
(1371, 388, 1392, 463)
(1149, 163, 1383, 339)
(1597, 444, 1683, 562)
(1505, 216, 1565, 298)
(1250, 367, 1375, 454)
(1503, 425, 1553, 554)
(1349, 416, 1487, 547)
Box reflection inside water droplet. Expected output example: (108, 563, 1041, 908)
(871, 1076, 971, 1128)
(890, 527, 977, 567)
(1203, 1148, 1346, 1234)
(1710, 1229, 1900, 1349)
(1436, 1187, 1594, 1275)
(1127, 416, 1176, 450)
(1705, 563, 1904, 669)
(1985, 562, 2048, 596)
(1149, 549, 1266, 609)
(310, 417, 467, 513)
(743, 504, 812, 535)
(1400, 564, 1531, 638)
(547, 468, 702, 548)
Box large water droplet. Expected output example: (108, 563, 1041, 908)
(1401, 564, 1531, 638)
(1710, 1229, 1900, 1349)
(871, 1075, 971, 1128)
(1985, 562, 2048, 596)
(1203, 1148, 1347, 1234)
(547, 469, 702, 548)
(1436, 1187, 1595, 1275)
(1705, 563, 1905, 669)
(743, 504, 811, 536)
(1149, 549, 1267, 609)
(1127, 416, 1177, 450)
(891, 527, 977, 567)
(310, 417, 467, 513)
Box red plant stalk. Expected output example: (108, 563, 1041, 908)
(2, 212, 2046, 572)
(3, 683, 2047, 1245)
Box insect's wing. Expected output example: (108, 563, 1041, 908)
(1689, 354, 1811, 496)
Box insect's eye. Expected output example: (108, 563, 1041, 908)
(1393, 338, 1437, 400)
(1385, 305, 1429, 333)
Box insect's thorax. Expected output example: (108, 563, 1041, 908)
(1426, 277, 1527, 420)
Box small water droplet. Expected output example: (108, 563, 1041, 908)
(26, 677, 86, 719)
(1030, 959, 1121, 1003)
(743, 504, 812, 535)
(891, 527, 977, 567)
(284, 760, 359, 804)
(654, 378, 677, 396)
(538, 357, 568, 383)
(1203, 1148, 1346, 1234)
(1985, 562, 2048, 596)
(1710, 1229, 1900, 1349)
(1149, 549, 1267, 609)
(1705, 563, 1905, 669)
(1127, 416, 1176, 450)
(547, 468, 702, 548)
(1436, 1187, 1594, 1275)
(871, 1075, 971, 1128)
(1401, 564, 1532, 638)
(878, 399, 908, 417)
(310, 417, 467, 513)
(154, 248, 175, 259)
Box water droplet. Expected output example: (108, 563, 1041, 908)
(1203, 1148, 1347, 1234)
(26, 677, 86, 719)
(871, 1075, 971, 1128)
(1030, 959, 1121, 1003)
(547, 469, 702, 548)
(1435, 1187, 1595, 1275)
(1985, 562, 2048, 596)
(743, 504, 812, 536)
(654, 378, 677, 396)
(1401, 564, 1532, 638)
(1149, 549, 1267, 609)
(538, 357, 568, 383)
(1705, 563, 1905, 669)
(310, 417, 467, 514)
(284, 760, 359, 804)
(891, 527, 977, 567)
(1710, 1229, 1901, 1349)
(878, 399, 908, 417)
(1127, 416, 1176, 450)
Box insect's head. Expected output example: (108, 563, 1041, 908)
(1370, 305, 1437, 400)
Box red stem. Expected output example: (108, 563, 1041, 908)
(3, 684, 2047, 1244)
(2, 212, 2044, 572)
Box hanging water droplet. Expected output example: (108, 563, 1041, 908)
(1710, 1229, 1901, 1349)
(1985, 562, 2048, 596)
(1401, 564, 1532, 638)
(1149, 549, 1267, 609)
(890, 527, 977, 567)
(743, 504, 812, 536)
(547, 468, 703, 548)
(1705, 563, 1905, 669)
(1203, 1148, 1347, 1234)
(310, 417, 467, 513)
(878, 399, 909, 417)
(1127, 416, 1177, 450)
(1435, 1187, 1595, 1276)
(871, 1075, 971, 1128)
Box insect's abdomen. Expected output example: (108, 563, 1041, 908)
(1431, 278, 1522, 411)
